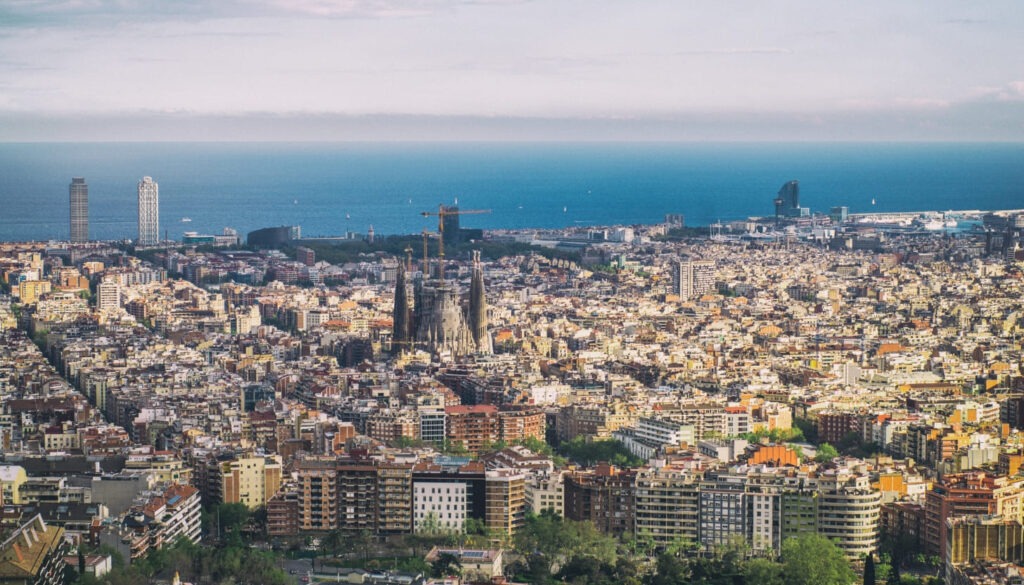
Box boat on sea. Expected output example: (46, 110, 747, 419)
(181, 217, 192, 223)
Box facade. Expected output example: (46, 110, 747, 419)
(947, 516, 1024, 568)
(446, 405, 500, 453)
(335, 460, 378, 532)
(774, 180, 804, 218)
(484, 470, 526, 539)
(69, 178, 88, 243)
(148, 484, 202, 548)
(635, 464, 701, 547)
(817, 472, 881, 559)
(95, 280, 121, 312)
(266, 490, 299, 537)
(412, 460, 487, 525)
(417, 400, 446, 446)
(699, 470, 747, 550)
(925, 472, 1024, 559)
(297, 458, 338, 532)
(218, 455, 282, 510)
(525, 472, 564, 517)
(564, 464, 637, 537)
(635, 417, 696, 450)
(672, 259, 716, 300)
(0, 466, 27, 505)
(137, 176, 159, 246)
(497, 408, 545, 444)
(376, 463, 413, 534)
(414, 283, 475, 357)
(413, 481, 466, 533)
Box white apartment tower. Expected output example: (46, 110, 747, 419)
(95, 280, 122, 312)
(137, 176, 159, 246)
(672, 258, 716, 300)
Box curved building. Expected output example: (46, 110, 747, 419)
(774, 180, 801, 219)
(817, 472, 881, 558)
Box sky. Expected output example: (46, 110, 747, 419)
(1, 0, 1023, 141)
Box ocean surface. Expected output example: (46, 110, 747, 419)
(1, 142, 1023, 242)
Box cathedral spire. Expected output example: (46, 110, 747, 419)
(392, 259, 410, 354)
(469, 250, 492, 354)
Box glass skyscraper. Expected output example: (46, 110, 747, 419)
(137, 176, 159, 246)
(69, 177, 88, 242)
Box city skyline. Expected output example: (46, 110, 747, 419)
(0, 1, 1022, 141)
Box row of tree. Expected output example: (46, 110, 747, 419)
(505, 510, 864, 585)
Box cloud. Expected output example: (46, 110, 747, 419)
(673, 48, 792, 56)
(942, 18, 988, 25)
(970, 81, 1024, 102)
(0, 0, 517, 26)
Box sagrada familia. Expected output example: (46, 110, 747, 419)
(391, 250, 491, 357)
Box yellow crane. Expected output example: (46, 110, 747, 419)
(420, 204, 491, 285)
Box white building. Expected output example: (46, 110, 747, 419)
(137, 176, 159, 246)
(525, 471, 564, 516)
(96, 280, 122, 312)
(413, 481, 467, 533)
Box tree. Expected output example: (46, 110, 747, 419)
(816, 443, 840, 463)
(322, 529, 345, 557)
(745, 558, 785, 585)
(431, 552, 462, 578)
(864, 553, 876, 585)
(780, 534, 855, 585)
(513, 511, 617, 579)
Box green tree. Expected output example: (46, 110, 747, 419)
(431, 552, 462, 578)
(816, 443, 840, 463)
(745, 558, 785, 585)
(557, 436, 643, 467)
(322, 529, 346, 556)
(513, 511, 617, 579)
(864, 552, 876, 585)
(780, 534, 855, 585)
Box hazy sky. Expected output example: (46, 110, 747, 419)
(2, 0, 1023, 141)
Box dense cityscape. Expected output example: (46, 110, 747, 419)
(1, 175, 1023, 585)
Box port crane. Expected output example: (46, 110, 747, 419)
(420, 205, 491, 285)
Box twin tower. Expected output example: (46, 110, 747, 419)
(392, 250, 491, 358)
(68, 176, 160, 245)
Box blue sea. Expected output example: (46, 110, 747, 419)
(1, 142, 1022, 242)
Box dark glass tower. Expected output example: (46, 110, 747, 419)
(774, 180, 800, 218)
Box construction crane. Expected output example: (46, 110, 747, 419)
(420, 204, 491, 285)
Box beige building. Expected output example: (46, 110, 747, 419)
(525, 472, 564, 517)
(0, 466, 28, 505)
(635, 464, 702, 547)
(485, 470, 526, 540)
(817, 472, 882, 559)
(220, 455, 283, 510)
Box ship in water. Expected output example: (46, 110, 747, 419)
(181, 217, 192, 223)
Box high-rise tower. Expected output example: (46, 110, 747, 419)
(441, 205, 460, 245)
(137, 176, 159, 246)
(672, 258, 716, 300)
(469, 250, 492, 354)
(69, 177, 88, 242)
(774, 180, 802, 219)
